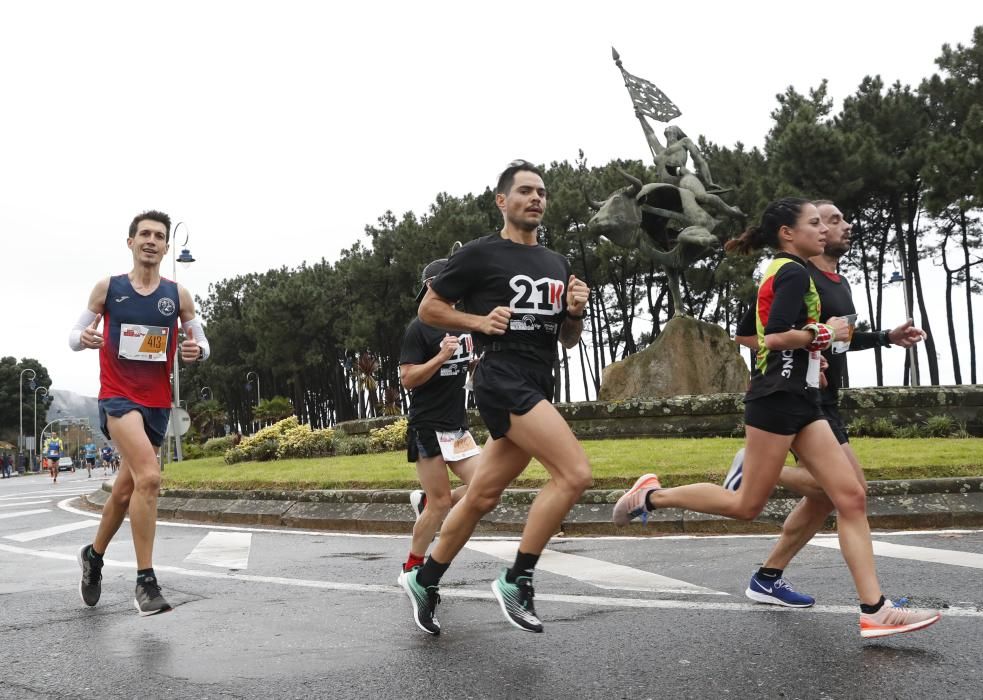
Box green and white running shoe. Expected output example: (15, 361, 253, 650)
(398, 567, 441, 635)
(491, 569, 543, 633)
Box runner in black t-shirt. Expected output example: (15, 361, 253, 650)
(399, 160, 591, 635)
(613, 197, 940, 639)
(396, 258, 481, 614)
(720, 201, 928, 610)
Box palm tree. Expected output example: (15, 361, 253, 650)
(190, 399, 228, 440)
(355, 353, 379, 418)
(254, 396, 294, 425)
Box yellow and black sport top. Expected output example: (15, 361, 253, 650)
(746, 253, 822, 401)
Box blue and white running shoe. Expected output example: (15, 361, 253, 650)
(723, 448, 744, 492)
(745, 572, 815, 608)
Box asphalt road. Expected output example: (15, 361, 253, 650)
(1, 471, 981, 699)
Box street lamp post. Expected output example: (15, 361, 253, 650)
(18, 368, 36, 472)
(245, 371, 261, 433)
(33, 386, 47, 471)
(169, 221, 196, 461)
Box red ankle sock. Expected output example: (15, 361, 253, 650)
(404, 553, 425, 572)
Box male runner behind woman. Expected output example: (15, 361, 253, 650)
(71, 210, 210, 616)
(722, 200, 928, 608)
(613, 198, 940, 639)
(397, 257, 480, 601)
(401, 160, 591, 635)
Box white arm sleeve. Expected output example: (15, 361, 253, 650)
(69, 309, 99, 351)
(183, 316, 211, 361)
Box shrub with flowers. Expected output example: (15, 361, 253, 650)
(368, 418, 408, 453)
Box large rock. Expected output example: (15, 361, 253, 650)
(599, 316, 749, 400)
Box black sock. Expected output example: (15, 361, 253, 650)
(645, 489, 661, 512)
(756, 567, 782, 581)
(860, 595, 886, 614)
(506, 551, 540, 583)
(416, 556, 450, 588)
(136, 568, 156, 585)
(88, 545, 104, 561)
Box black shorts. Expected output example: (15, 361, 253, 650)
(821, 403, 849, 445)
(99, 397, 170, 447)
(85, 457, 96, 466)
(406, 426, 468, 462)
(744, 391, 827, 436)
(473, 353, 554, 440)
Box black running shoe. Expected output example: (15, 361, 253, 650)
(398, 567, 441, 635)
(134, 576, 172, 616)
(77, 544, 103, 607)
(491, 569, 543, 633)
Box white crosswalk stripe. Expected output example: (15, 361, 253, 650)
(465, 540, 727, 595)
(184, 532, 252, 569)
(0, 492, 91, 501)
(5, 519, 99, 542)
(809, 538, 983, 569)
(0, 500, 50, 508)
(0, 509, 50, 520)
(0, 487, 98, 499)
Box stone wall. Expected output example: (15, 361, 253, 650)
(335, 385, 983, 439)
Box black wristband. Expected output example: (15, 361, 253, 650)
(881, 330, 892, 347)
(566, 310, 585, 321)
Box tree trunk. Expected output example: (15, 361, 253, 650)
(578, 339, 592, 401)
(899, 200, 939, 384)
(961, 211, 978, 384)
(939, 227, 962, 384)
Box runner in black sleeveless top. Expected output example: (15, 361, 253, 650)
(399, 160, 591, 635)
(723, 201, 929, 612)
(396, 258, 481, 619)
(613, 197, 940, 639)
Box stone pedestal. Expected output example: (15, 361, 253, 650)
(599, 316, 749, 400)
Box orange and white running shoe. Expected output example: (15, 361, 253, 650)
(612, 473, 661, 526)
(859, 599, 941, 639)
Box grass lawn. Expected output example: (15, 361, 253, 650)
(161, 437, 983, 491)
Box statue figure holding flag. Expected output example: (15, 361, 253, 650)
(588, 48, 744, 317)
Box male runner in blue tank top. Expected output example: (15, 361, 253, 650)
(401, 160, 592, 635)
(69, 210, 211, 616)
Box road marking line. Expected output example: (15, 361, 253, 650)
(1, 541, 980, 618)
(0, 491, 91, 500)
(0, 500, 50, 508)
(466, 540, 726, 596)
(184, 532, 251, 569)
(5, 519, 99, 542)
(0, 509, 49, 520)
(809, 539, 983, 569)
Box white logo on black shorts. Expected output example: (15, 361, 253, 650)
(158, 298, 176, 316)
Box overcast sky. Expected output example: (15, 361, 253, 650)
(2, 1, 979, 398)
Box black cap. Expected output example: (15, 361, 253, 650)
(415, 258, 448, 303)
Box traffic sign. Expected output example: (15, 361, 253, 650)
(166, 407, 192, 437)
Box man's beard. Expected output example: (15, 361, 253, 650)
(825, 241, 850, 258)
(508, 213, 540, 233)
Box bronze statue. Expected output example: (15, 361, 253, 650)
(587, 49, 744, 316)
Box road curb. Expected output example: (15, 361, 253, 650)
(77, 477, 983, 535)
